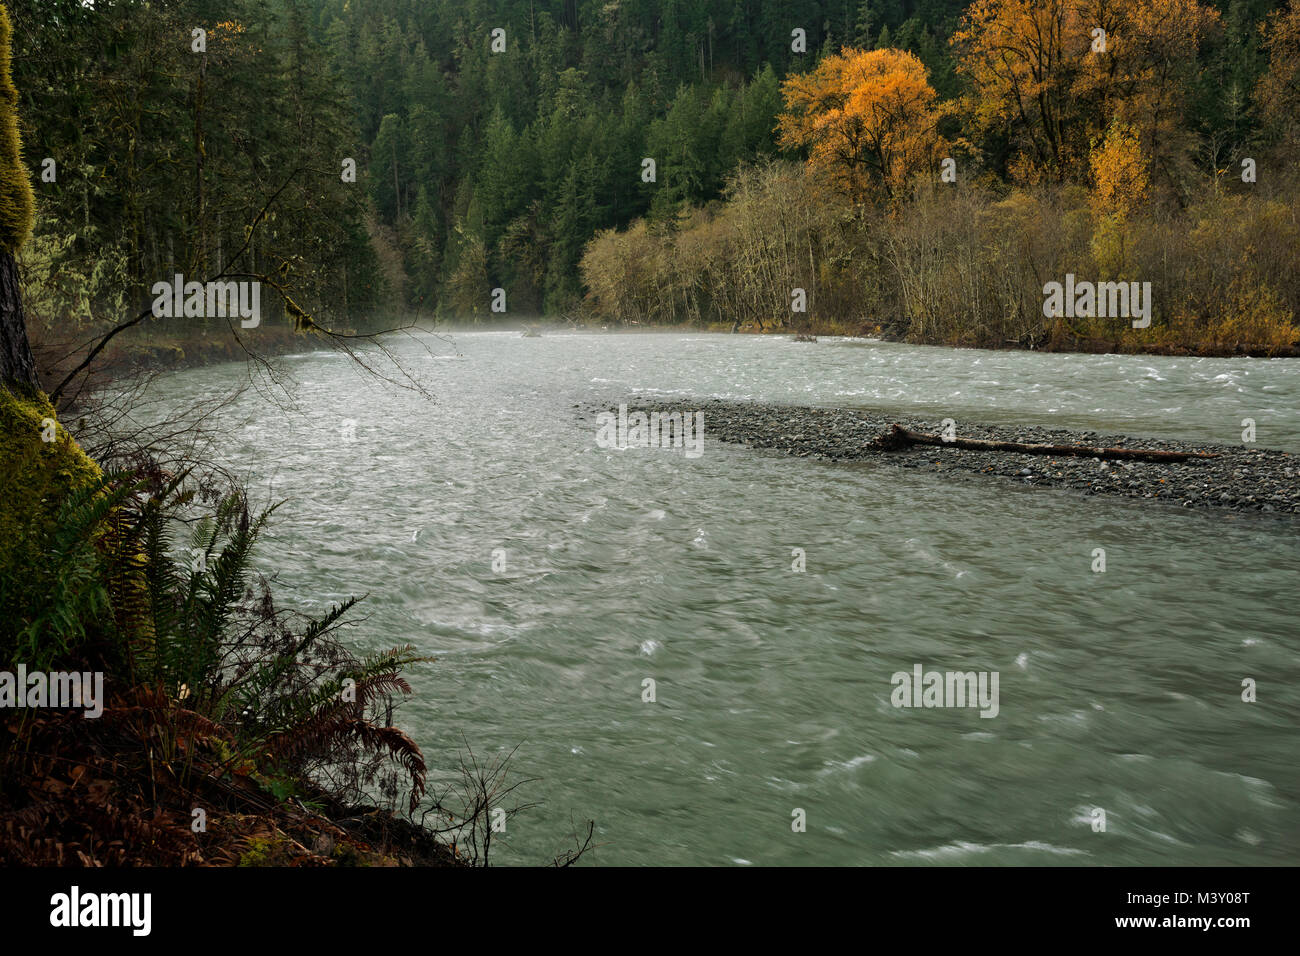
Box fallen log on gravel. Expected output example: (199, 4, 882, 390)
(874, 424, 1219, 463)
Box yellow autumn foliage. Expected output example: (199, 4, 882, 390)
(778, 48, 947, 203)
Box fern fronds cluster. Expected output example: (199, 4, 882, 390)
(5, 460, 433, 815)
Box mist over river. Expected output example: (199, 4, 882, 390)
(134, 332, 1300, 865)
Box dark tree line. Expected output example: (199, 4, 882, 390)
(11, 0, 378, 345)
(8, 0, 1284, 331)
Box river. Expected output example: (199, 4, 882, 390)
(137, 331, 1300, 865)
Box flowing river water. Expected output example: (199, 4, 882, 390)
(139, 331, 1299, 865)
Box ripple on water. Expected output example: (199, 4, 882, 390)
(890, 841, 1089, 863)
(129, 331, 1300, 865)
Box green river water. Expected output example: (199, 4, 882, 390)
(141, 331, 1299, 865)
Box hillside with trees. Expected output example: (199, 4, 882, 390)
(11, 0, 1300, 358)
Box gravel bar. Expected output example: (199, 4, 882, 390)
(599, 398, 1300, 518)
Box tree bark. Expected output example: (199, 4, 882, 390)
(0, 250, 37, 390)
(874, 424, 1218, 463)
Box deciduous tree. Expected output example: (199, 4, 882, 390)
(778, 47, 946, 202)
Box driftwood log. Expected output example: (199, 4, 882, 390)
(874, 424, 1218, 463)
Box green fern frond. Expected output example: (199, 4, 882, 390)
(16, 473, 141, 666)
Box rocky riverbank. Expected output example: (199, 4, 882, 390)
(604, 398, 1299, 517)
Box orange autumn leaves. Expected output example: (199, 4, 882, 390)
(778, 48, 948, 203)
(778, 0, 1221, 205)
(952, 0, 1218, 183)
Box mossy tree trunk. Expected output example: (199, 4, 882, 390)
(0, 249, 37, 388)
(0, 3, 36, 390)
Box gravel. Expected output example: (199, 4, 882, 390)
(593, 398, 1300, 518)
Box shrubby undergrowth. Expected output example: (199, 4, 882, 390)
(0, 414, 453, 863)
(582, 160, 1300, 356)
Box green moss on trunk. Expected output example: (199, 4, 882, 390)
(0, 386, 101, 635)
(0, 5, 34, 256)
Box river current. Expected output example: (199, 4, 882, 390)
(137, 331, 1300, 865)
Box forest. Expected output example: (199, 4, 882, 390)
(11, 0, 1300, 373)
(2, 0, 1298, 878)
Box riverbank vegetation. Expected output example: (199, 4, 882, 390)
(2, 306, 463, 865)
(0, 440, 451, 866)
(2, 3, 584, 867)
(11, 0, 385, 397)
(582, 1, 1300, 356)
(14, 0, 1300, 364)
(581, 160, 1300, 355)
(0, 419, 558, 865)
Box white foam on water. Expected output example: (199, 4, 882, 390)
(890, 841, 1087, 861)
